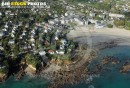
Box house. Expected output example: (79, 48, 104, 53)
(30, 37, 35, 43)
(25, 24, 29, 28)
(89, 12, 96, 17)
(65, 12, 69, 16)
(109, 13, 125, 19)
(48, 20, 55, 25)
(0, 66, 6, 69)
(98, 14, 106, 19)
(41, 55, 49, 65)
(54, 14, 58, 18)
(23, 45, 31, 50)
(31, 43, 35, 47)
(55, 36, 59, 40)
(2, 28, 7, 32)
(5, 11, 11, 15)
(44, 29, 48, 33)
(11, 33, 15, 38)
(0, 31, 4, 38)
(0, 46, 4, 50)
(0, 12, 2, 16)
(39, 51, 46, 56)
(74, 17, 84, 25)
(5, 23, 8, 28)
(8, 40, 15, 45)
(19, 35, 23, 39)
(56, 50, 65, 55)
(22, 32, 26, 36)
(60, 39, 67, 45)
(48, 50, 55, 55)
(10, 13, 14, 16)
(60, 45, 65, 50)
(88, 19, 97, 24)
(95, 21, 106, 29)
(60, 19, 65, 24)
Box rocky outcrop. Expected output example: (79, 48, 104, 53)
(0, 73, 7, 83)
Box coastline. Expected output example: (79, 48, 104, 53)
(24, 65, 36, 77)
(42, 26, 130, 88)
(1, 26, 130, 87)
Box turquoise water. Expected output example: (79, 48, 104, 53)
(0, 76, 49, 88)
(69, 46, 130, 88)
(0, 46, 130, 88)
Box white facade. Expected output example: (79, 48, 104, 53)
(0, 12, 2, 16)
(109, 13, 125, 18)
(0, 32, 4, 37)
(39, 51, 46, 56)
(74, 18, 84, 25)
(56, 50, 64, 55)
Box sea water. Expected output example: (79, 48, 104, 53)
(69, 46, 130, 88)
(1, 46, 130, 88)
(0, 76, 49, 88)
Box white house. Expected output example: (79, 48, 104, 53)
(2, 28, 7, 32)
(56, 50, 65, 55)
(30, 37, 35, 43)
(60, 19, 65, 24)
(48, 20, 55, 25)
(89, 12, 96, 17)
(39, 51, 46, 56)
(22, 32, 26, 36)
(8, 40, 15, 45)
(44, 29, 48, 33)
(5, 11, 11, 15)
(0, 12, 2, 16)
(98, 14, 105, 19)
(54, 18, 59, 22)
(10, 13, 14, 16)
(60, 39, 67, 45)
(55, 36, 59, 40)
(88, 19, 97, 24)
(74, 18, 84, 25)
(109, 13, 125, 19)
(0, 31, 4, 37)
(11, 33, 15, 38)
(0, 46, 4, 50)
(95, 21, 105, 29)
(31, 43, 35, 47)
(5, 24, 8, 28)
(65, 12, 69, 16)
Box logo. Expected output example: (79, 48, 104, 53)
(0, 1, 46, 8)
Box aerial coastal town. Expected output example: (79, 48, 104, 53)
(0, 0, 130, 88)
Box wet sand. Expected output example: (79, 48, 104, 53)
(68, 26, 130, 47)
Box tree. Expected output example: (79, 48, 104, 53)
(25, 53, 40, 67)
(114, 19, 125, 27)
(125, 21, 130, 30)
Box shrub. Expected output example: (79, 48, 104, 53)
(107, 24, 113, 28)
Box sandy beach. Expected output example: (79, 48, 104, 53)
(67, 26, 130, 47)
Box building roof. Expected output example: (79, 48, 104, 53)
(8, 40, 15, 44)
(0, 31, 4, 37)
(39, 51, 46, 56)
